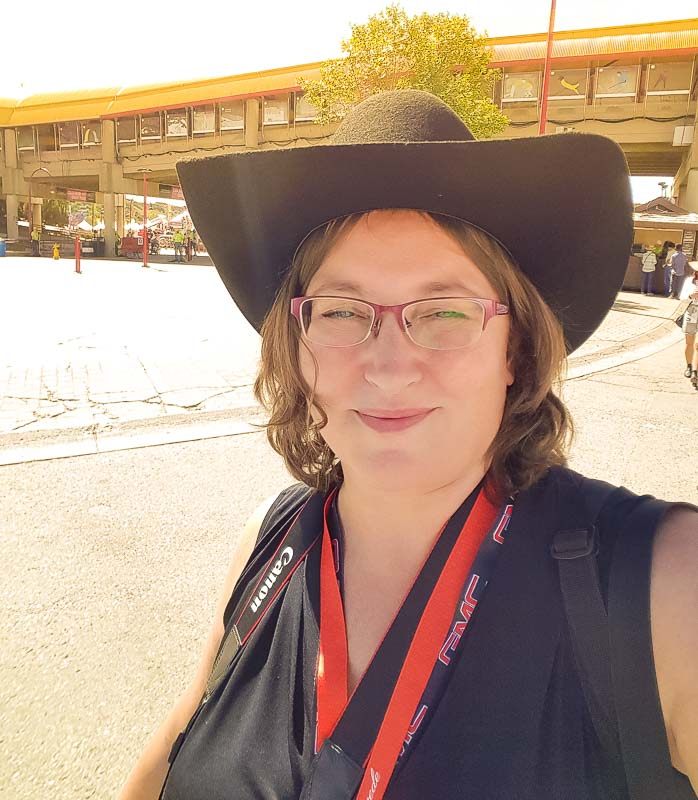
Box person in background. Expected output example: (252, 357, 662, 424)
(31, 227, 40, 257)
(172, 229, 185, 263)
(682, 274, 698, 383)
(640, 244, 657, 295)
(661, 241, 675, 297)
(668, 243, 688, 299)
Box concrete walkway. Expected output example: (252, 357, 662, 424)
(0, 256, 689, 465)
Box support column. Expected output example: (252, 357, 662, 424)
(4, 129, 18, 169)
(103, 192, 116, 257)
(682, 168, 698, 213)
(677, 115, 698, 214)
(116, 194, 125, 239)
(3, 130, 20, 239)
(6, 193, 19, 239)
(101, 119, 116, 162)
(245, 99, 260, 148)
(31, 197, 43, 232)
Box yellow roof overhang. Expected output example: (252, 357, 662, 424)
(0, 98, 18, 125)
(2, 19, 696, 125)
(9, 87, 120, 125)
(488, 20, 698, 65)
(102, 62, 323, 117)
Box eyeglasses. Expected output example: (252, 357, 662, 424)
(290, 296, 510, 350)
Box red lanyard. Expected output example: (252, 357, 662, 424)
(315, 486, 498, 800)
(316, 491, 349, 748)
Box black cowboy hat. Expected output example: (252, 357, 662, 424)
(176, 89, 633, 352)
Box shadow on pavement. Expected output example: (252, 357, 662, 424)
(613, 299, 656, 313)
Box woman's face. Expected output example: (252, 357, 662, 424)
(299, 210, 514, 492)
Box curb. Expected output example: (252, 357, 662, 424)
(567, 313, 685, 380)
(0, 415, 263, 468)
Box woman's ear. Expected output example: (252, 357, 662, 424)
(505, 359, 515, 387)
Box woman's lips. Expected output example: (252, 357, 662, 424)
(355, 409, 433, 433)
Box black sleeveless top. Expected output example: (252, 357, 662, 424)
(160, 467, 686, 800)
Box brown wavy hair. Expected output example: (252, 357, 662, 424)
(253, 211, 573, 497)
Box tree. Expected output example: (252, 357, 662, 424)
(42, 199, 69, 228)
(299, 4, 508, 139)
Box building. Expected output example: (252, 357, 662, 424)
(1, 17, 697, 259)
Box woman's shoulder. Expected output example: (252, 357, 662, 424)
(537, 465, 693, 522)
(254, 482, 316, 547)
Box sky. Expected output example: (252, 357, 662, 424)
(2, 0, 693, 200)
(1, 0, 695, 97)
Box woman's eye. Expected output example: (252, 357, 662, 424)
(324, 309, 356, 319)
(420, 309, 467, 320)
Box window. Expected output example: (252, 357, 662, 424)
(81, 120, 101, 146)
(58, 121, 80, 149)
(192, 104, 215, 135)
(140, 113, 162, 141)
(548, 69, 588, 101)
(263, 94, 289, 125)
(595, 65, 639, 99)
(117, 117, 137, 144)
(646, 62, 693, 96)
(220, 100, 244, 131)
(36, 124, 57, 152)
(295, 92, 318, 122)
(166, 108, 188, 138)
(501, 72, 541, 103)
(16, 127, 36, 152)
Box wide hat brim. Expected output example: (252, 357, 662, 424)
(177, 133, 633, 353)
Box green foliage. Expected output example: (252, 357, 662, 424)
(42, 199, 69, 227)
(299, 4, 508, 139)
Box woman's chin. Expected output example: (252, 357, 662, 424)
(342, 448, 436, 488)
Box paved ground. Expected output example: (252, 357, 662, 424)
(1, 256, 697, 800)
(0, 256, 689, 452)
(1, 258, 260, 437)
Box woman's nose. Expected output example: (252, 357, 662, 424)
(362, 312, 422, 390)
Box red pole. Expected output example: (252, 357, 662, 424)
(142, 173, 149, 268)
(75, 237, 81, 274)
(538, 0, 557, 135)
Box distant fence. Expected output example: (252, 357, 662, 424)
(0, 235, 105, 257)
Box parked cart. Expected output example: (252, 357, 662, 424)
(119, 236, 143, 258)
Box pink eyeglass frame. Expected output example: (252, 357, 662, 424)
(290, 295, 510, 347)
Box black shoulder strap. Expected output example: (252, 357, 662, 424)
(206, 484, 316, 700)
(552, 470, 698, 800)
(551, 472, 622, 760)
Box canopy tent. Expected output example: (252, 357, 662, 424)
(170, 210, 190, 224)
(125, 216, 166, 232)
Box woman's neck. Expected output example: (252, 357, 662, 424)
(336, 466, 488, 565)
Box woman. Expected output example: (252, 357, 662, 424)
(119, 91, 698, 800)
(640, 245, 657, 295)
(683, 275, 698, 384)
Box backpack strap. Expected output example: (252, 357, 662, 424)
(552, 469, 698, 800)
(550, 472, 622, 760)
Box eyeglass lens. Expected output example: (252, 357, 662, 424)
(300, 298, 486, 350)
